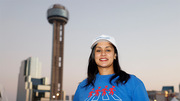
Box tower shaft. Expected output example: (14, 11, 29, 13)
(51, 20, 65, 100)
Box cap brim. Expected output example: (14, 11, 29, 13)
(91, 39, 112, 49)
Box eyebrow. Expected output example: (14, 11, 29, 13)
(96, 46, 112, 48)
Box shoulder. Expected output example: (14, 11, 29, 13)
(74, 79, 87, 95)
(73, 79, 88, 101)
(125, 74, 145, 90)
(128, 74, 143, 84)
(128, 75, 149, 100)
(77, 78, 88, 88)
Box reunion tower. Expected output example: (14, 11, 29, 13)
(47, 4, 69, 100)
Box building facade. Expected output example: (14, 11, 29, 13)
(148, 86, 177, 101)
(16, 57, 50, 101)
(0, 85, 8, 101)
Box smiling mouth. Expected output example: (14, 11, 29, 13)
(100, 58, 108, 61)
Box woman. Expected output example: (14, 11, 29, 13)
(73, 35, 149, 101)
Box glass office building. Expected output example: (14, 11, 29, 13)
(16, 57, 50, 101)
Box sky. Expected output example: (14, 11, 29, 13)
(0, 0, 180, 101)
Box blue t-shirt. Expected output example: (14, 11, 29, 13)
(73, 73, 149, 101)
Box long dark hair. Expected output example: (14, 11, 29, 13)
(85, 44, 130, 87)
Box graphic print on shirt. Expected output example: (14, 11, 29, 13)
(84, 86, 122, 101)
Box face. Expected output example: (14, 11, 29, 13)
(94, 41, 116, 69)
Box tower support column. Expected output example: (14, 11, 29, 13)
(51, 20, 65, 100)
(47, 4, 69, 101)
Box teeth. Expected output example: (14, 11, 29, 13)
(100, 59, 107, 60)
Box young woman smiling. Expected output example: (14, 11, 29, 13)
(73, 35, 149, 101)
(94, 41, 116, 75)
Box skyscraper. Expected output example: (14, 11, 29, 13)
(0, 84, 8, 101)
(47, 4, 69, 100)
(179, 84, 180, 93)
(16, 57, 47, 101)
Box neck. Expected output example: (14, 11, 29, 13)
(98, 66, 114, 75)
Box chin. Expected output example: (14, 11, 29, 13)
(98, 65, 112, 68)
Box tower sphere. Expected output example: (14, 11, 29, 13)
(47, 4, 69, 24)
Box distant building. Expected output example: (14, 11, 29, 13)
(72, 95, 74, 101)
(0, 85, 8, 101)
(162, 86, 174, 93)
(178, 84, 180, 100)
(179, 84, 180, 93)
(148, 86, 177, 101)
(31, 77, 50, 101)
(16, 57, 50, 101)
(148, 91, 166, 101)
(65, 95, 69, 100)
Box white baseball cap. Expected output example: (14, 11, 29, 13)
(91, 35, 117, 49)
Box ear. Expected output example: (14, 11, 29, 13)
(114, 53, 117, 60)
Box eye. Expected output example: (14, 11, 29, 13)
(96, 50, 101, 52)
(106, 49, 111, 52)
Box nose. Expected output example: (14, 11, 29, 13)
(101, 50, 106, 56)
